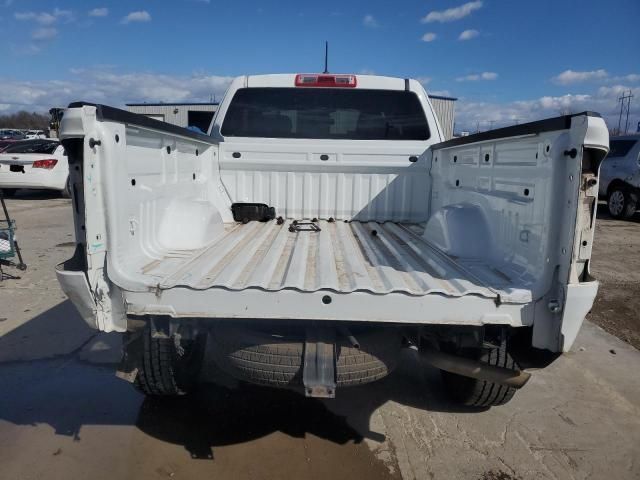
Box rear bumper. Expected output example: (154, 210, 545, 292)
(0, 169, 67, 190)
(123, 286, 533, 327)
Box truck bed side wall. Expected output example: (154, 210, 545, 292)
(427, 114, 608, 351)
(59, 105, 231, 308)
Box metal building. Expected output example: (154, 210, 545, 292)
(127, 94, 456, 139)
(126, 102, 218, 133)
(428, 94, 457, 140)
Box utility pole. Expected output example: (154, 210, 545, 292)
(488, 120, 496, 130)
(625, 91, 633, 134)
(617, 90, 633, 135)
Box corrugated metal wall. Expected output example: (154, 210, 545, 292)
(126, 104, 218, 128)
(428, 96, 456, 140)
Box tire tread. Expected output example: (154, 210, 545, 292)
(135, 327, 204, 396)
(211, 325, 400, 388)
(441, 340, 517, 408)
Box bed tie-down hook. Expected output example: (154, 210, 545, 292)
(288, 219, 321, 232)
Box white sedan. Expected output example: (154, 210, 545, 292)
(25, 130, 48, 139)
(0, 139, 70, 197)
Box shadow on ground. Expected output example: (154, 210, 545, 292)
(4, 189, 65, 201)
(0, 300, 477, 460)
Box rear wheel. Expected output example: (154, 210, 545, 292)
(61, 177, 72, 199)
(439, 340, 518, 408)
(608, 187, 636, 219)
(135, 324, 206, 396)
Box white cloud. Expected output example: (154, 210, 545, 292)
(31, 27, 58, 40)
(363, 14, 378, 28)
(14, 9, 73, 25)
(428, 90, 453, 97)
(596, 84, 635, 98)
(88, 8, 109, 17)
(121, 11, 151, 24)
(454, 84, 640, 133)
(15, 11, 56, 25)
(458, 29, 479, 40)
(415, 77, 432, 85)
(421, 32, 437, 42)
(52, 8, 73, 22)
(10, 43, 42, 55)
(552, 69, 640, 86)
(422, 1, 482, 23)
(616, 73, 640, 83)
(552, 69, 608, 85)
(456, 71, 497, 82)
(0, 69, 234, 113)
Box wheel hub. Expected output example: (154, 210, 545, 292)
(609, 190, 624, 216)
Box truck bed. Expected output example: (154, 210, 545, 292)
(140, 220, 531, 303)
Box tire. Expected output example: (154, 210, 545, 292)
(1, 189, 17, 198)
(135, 325, 206, 396)
(440, 341, 517, 408)
(210, 323, 402, 389)
(607, 187, 637, 219)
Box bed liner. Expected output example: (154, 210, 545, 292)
(140, 220, 532, 304)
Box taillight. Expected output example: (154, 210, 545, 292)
(295, 74, 357, 88)
(32, 159, 58, 169)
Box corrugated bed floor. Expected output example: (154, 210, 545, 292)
(141, 220, 520, 299)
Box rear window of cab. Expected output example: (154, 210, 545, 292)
(221, 88, 430, 141)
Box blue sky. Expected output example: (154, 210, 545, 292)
(1, 0, 639, 132)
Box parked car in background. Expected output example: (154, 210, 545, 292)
(0, 140, 18, 152)
(600, 134, 640, 218)
(0, 139, 70, 197)
(25, 130, 47, 139)
(0, 130, 26, 141)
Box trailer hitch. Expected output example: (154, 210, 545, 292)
(303, 325, 336, 398)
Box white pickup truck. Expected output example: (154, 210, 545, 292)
(57, 73, 608, 407)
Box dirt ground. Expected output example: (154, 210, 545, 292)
(588, 204, 640, 349)
(0, 192, 639, 480)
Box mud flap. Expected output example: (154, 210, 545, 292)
(115, 331, 142, 383)
(56, 262, 98, 329)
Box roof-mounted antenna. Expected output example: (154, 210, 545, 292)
(323, 41, 329, 74)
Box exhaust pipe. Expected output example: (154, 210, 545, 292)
(420, 347, 531, 389)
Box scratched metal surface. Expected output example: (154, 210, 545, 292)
(140, 220, 529, 300)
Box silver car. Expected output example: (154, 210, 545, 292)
(599, 134, 640, 218)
